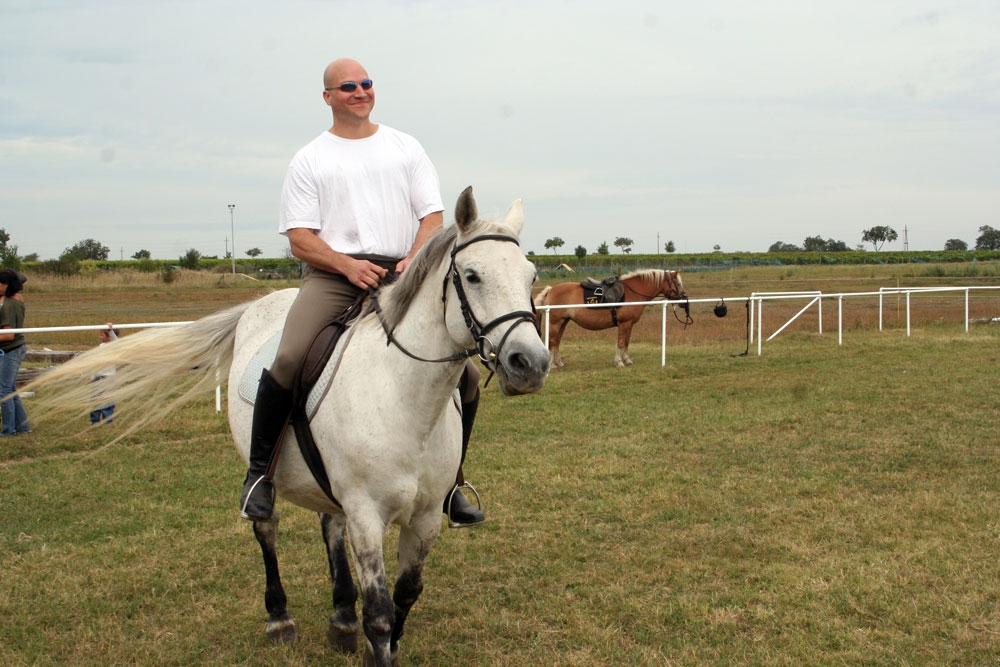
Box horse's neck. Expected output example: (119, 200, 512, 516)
(626, 273, 657, 297)
(359, 264, 468, 393)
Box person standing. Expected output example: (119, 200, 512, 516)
(0, 269, 30, 436)
(90, 323, 119, 425)
(239, 58, 485, 527)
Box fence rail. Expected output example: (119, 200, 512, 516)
(535, 284, 1000, 362)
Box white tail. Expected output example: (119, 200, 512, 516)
(18, 300, 253, 441)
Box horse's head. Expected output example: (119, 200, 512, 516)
(662, 269, 686, 301)
(663, 270, 692, 323)
(447, 187, 550, 395)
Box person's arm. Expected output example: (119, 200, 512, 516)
(106, 323, 118, 342)
(396, 211, 443, 274)
(0, 327, 12, 343)
(286, 228, 387, 289)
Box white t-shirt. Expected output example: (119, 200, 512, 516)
(278, 125, 444, 258)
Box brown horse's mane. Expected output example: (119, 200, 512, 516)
(620, 269, 667, 291)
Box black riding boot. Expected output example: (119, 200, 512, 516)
(239, 369, 294, 521)
(446, 388, 486, 527)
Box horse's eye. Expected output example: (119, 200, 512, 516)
(465, 270, 481, 284)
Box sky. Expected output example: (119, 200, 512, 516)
(1, 1, 998, 261)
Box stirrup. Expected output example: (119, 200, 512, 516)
(446, 482, 483, 529)
(239, 475, 275, 521)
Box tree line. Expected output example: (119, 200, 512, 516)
(542, 226, 1000, 257)
(0, 231, 266, 274)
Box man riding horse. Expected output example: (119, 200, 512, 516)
(239, 57, 485, 528)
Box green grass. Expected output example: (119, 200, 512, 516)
(4, 322, 1000, 665)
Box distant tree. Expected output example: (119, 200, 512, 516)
(613, 237, 633, 254)
(944, 239, 968, 251)
(132, 249, 151, 260)
(43, 252, 80, 276)
(803, 236, 826, 252)
(574, 245, 587, 260)
(825, 239, 849, 252)
(713, 244, 721, 252)
(544, 237, 565, 254)
(975, 226, 1000, 250)
(665, 241, 675, 253)
(768, 241, 801, 252)
(178, 248, 202, 270)
(282, 247, 296, 260)
(861, 226, 898, 252)
(596, 241, 609, 255)
(245, 247, 263, 258)
(63, 238, 110, 261)
(0, 227, 17, 268)
(21, 253, 38, 263)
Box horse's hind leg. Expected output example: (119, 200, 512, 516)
(251, 515, 298, 643)
(320, 512, 359, 653)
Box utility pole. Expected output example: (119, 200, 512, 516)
(228, 204, 236, 274)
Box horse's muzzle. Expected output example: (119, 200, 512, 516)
(495, 340, 550, 396)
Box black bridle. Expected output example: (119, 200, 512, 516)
(370, 234, 537, 376)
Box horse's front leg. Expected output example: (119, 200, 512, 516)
(346, 515, 396, 667)
(391, 512, 440, 657)
(319, 512, 359, 653)
(251, 514, 298, 643)
(616, 321, 635, 367)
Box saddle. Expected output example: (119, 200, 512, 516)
(580, 276, 625, 325)
(580, 276, 625, 305)
(287, 293, 370, 508)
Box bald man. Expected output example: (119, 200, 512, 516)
(239, 58, 486, 528)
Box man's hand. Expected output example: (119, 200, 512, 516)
(343, 257, 387, 289)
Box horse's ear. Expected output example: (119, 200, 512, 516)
(455, 186, 477, 231)
(503, 198, 524, 236)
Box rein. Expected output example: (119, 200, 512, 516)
(622, 272, 693, 327)
(370, 233, 537, 380)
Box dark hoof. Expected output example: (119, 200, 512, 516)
(265, 618, 297, 643)
(362, 643, 400, 667)
(327, 622, 359, 653)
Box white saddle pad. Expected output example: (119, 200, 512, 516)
(237, 331, 340, 421)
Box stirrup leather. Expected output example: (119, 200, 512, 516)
(446, 482, 483, 529)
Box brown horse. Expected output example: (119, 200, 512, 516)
(534, 269, 688, 368)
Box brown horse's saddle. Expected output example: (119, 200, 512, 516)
(580, 276, 625, 305)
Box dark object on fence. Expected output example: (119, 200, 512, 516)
(714, 299, 728, 318)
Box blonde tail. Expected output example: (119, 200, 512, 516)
(18, 300, 253, 440)
(533, 286, 551, 307)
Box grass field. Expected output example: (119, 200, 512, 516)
(3, 264, 1000, 665)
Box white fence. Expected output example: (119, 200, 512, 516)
(11, 283, 1000, 383)
(535, 284, 1000, 362)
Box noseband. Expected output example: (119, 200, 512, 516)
(371, 234, 537, 373)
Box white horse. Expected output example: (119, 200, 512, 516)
(20, 187, 550, 667)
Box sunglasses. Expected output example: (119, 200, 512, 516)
(325, 79, 373, 93)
